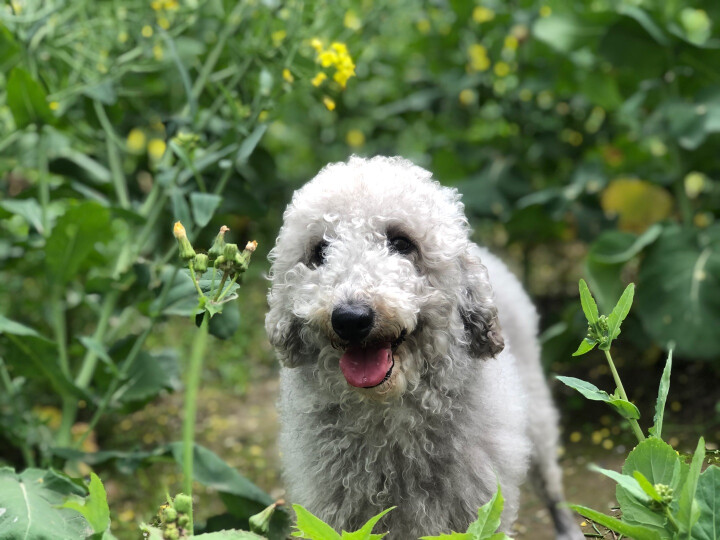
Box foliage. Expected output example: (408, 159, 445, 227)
(560, 280, 720, 538)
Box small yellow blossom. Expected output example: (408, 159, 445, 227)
(158, 16, 170, 29)
(49, 101, 60, 111)
(272, 30, 286, 46)
(416, 19, 431, 34)
(142, 25, 153, 38)
(118, 31, 129, 43)
(148, 138, 166, 160)
(96, 63, 108, 74)
(468, 44, 490, 72)
(311, 72, 327, 87)
(494, 61, 510, 77)
(684, 171, 706, 199)
(118, 509, 135, 522)
(519, 88, 533, 101)
(569, 432, 582, 443)
(323, 96, 336, 111)
(318, 50, 338, 68)
(472, 6, 495, 23)
(10, 0, 22, 14)
(151, 0, 162, 10)
(694, 212, 713, 228)
(153, 44, 164, 60)
(312, 41, 355, 89)
(504, 35, 519, 51)
(163, 0, 179, 10)
(539, 5, 552, 17)
(283, 68, 294, 83)
(602, 439, 614, 450)
(459, 89, 476, 106)
(344, 10, 362, 30)
(310, 38, 323, 52)
(346, 129, 365, 148)
(258, 110, 269, 122)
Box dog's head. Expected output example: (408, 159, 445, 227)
(265, 156, 503, 400)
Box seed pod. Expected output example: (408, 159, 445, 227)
(208, 225, 229, 262)
(194, 254, 209, 273)
(173, 221, 195, 261)
(162, 506, 178, 523)
(173, 493, 192, 514)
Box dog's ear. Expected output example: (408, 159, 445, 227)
(265, 293, 312, 368)
(457, 249, 504, 358)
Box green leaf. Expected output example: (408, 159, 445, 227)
(0, 199, 45, 234)
(632, 471, 663, 503)
(45, 202, 111, 286)
(341, 507, 394, 540)
(572, 338, 597, 356)
(0, 315, 43, 337)
(677, 437, 705, 532)
(604, 282, 635, 346)
(533, 14, 604, 54)
(694, 466, 720, 540)
(569, 505, 662, 540)
(589, 465, 650, 502)
(420, 533, 471, 540)
(617, 6, 670, 46)
(292, 505, 341, 540)
(6, 68, 56, 128)
(236, 124, 268, 166)
(555, 376, 640, 419)
(637, 225, 720, 359)
(0, 467, 92, 539)
(578, 279, 600, 324)
(617, 438, 688, 533)
(466, 484, 505, 537)
(0, 23, 21, 70)
(60, 472, 110, 534)
(209, 301, 241, 340)
(649, 349, 672, 439)
(190, 192, 223, 228)
(194, 531, 267, 539)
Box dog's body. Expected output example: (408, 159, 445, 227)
(266, 156, 582, 539)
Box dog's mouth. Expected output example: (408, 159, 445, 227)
(339, 330, 406, 389)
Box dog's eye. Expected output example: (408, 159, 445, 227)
(388, 235, 415, 255)
(309, 240, 328, 267)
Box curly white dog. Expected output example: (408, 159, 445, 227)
(266, 156, 583, 539)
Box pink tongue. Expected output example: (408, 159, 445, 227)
(339, 344, 393, 388)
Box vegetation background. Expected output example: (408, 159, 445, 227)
(1, 0, 719, 538)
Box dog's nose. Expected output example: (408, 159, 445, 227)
(331, 304, 375, 342)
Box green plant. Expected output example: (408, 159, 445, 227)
(559, 280, 720, 539)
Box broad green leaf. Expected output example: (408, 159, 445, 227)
(195, 531, 267, 539)
(41, 469, 88, 497)
(589, 465, 650, 502)
(604, 282, 634, 346)
(572, 338, 596, 356)
(694, 466, 720, 540)
(6, 68, 56, 128)
(0, 468, 92, 539)
(618, 438, 688, 533)
(569, 505, 662, 540)
(578, 279, 599, 324)
(61, 473, 110, 534)
(649, 349, 672, 439)
(341, 507, 393, 540)
(466, 484, 504, 537)
(0, 23, 21, 70)
(677, 438, 705, 532)
(190, 192, 223, 228)
(292, 505, 341, 540)
(633, 471, 663, 503)
(0, 315, 42, 337)
(209, 301, 241, 340)
(419, 533, 471, 540)
(0, 199, 45, 234)
(617, 6, 669, 46)
(45, 202, 111, 286)
(533, 15, 603, 54)
(637, 225, 720, 359)
(555, 376, 640, 419)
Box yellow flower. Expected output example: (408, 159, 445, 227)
(310, 38, 323, 52)
(142, 25, 153, 38)
(539, 5, 552, 17)
(118, 30, 129, 43)
(472, 6, 495, 23)
(49, 101, 59, 111)
(323, 96, 336, 111)
(318, 50, 338, 68)
(283, 68, 294, 83)
(601, 178, 674, 233)
(504, 35, 519, 51)
(311, 72, 327, 87)
(312, 41, 356, 89)
(163, 0, 179, 10)
(344, 10, 362, 30)
(127, 129, 147, 153)
(148, 138, 166, 160)
(151, 0, 162, 10)
(272, 30, 286, 47)
(416, 19, 431, 34)
(467, 44, 490, 72)
(684, 172, 706, 198)
(459, 89, 476, 106)
(153, 44, 164, 60)
(258, 110, 269, 122)
(494, 61, 510, 77)
(157, 16, 170, 30)
(96, 63, 108, 74)
(346, 129, 365, 148)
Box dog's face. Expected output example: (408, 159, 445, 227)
(266, 156, 503, 401)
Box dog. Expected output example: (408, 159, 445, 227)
(265, 156, 583, 539)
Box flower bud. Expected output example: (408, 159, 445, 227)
(249, 501, 279, 535)
(173, 221, 195, 261)
(194, 254, 208, 273)
(173, 493, 192, 514)
(208, 225, 229, 261)
(162, 506, 178, 523)
(223, 243, 240, 261)
(233, 240, 258, 273)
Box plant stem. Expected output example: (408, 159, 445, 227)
(215, 273, 239, 303)
(213, 271, 229, 301)
(93, 101, 130, 209)
(188, 265, 205, 297)
(75, 289, 120, 388)
(37, 129, 50, 236)
(604, 349, 645, 443)
(182, 313, 210, 533)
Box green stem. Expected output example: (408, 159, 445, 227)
(665, 506, 680, 532)
(182, 313, 210, 532)
(37, 129, 50, 236)
(75, 289, 120, 388)
(93, 101, 130, 209)
(604, 349, 645, 443)
(188, 264, 205, 297)
(215, 273, 239, 303)
(213, 271, 229, 301)
(673, 181, 692, 227)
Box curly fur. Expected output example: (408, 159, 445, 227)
(266, 156, 583, 539)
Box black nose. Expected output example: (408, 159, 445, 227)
(331, 304, 375, 342)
